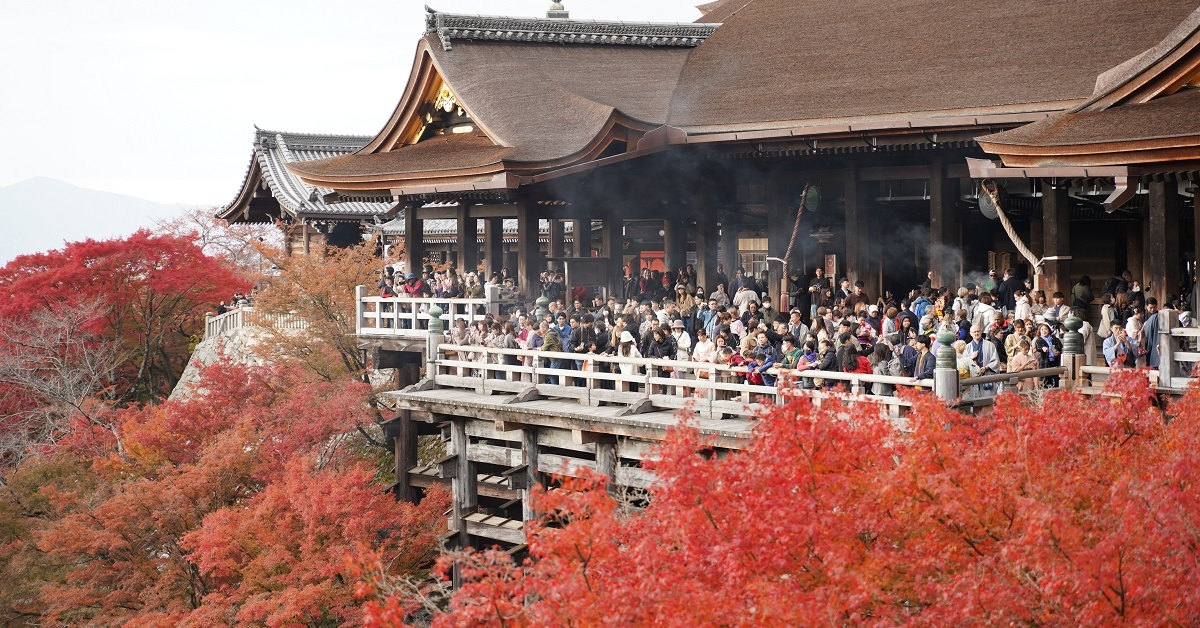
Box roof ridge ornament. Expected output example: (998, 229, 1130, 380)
(547, 2, 569, 19)
(422, 10, 718, 51)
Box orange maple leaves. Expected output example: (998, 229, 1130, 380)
(425, 370, 1200, 625)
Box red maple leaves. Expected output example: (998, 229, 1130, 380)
(421, 370, 1200, 625)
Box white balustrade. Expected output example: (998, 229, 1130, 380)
(424, 342, 932, 420)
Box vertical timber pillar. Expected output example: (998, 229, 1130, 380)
(720, 212, 739, 289)
(1041, 181, 1071, 297)
(601, 209, 624, 298)
(549, 220, 566, 270)
(664, 217, 686, 277)
(520, 427, 540, 523)
(767, 175, 790, 307)
(570, 218, 587, 257)
(695, 201, 719, 295)
(929, 159, 961, 288)
(1148, 181, 1181, 301)
(403, 203, 424, 276)
(595, 436, 617, 493)
(1127, 223, 1143, 287)
(516, 202, 540, 297)
(393, 409, 418, 503)
(455, 202, 477, 274)
(451, 417, 477, 548)
(843, 167, 865, 287)
(483, 217, 504, 278)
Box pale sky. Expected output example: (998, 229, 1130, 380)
(0, 1, 702, 208)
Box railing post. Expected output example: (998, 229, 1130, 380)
(1160, 309, 1177, 388)
(426, 304, 444, 383)
(485, 284, 501, 318)
(355, 285, 367, 335)
(934, 330, 958, 403)
(1061, 314, 1083, 391)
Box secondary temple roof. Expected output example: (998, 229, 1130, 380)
(220, 128, 393, 222)
(978, 6, 1200, 168)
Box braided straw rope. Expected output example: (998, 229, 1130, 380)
(783, 183, 810, 266)
(982, 180, 1043, 275)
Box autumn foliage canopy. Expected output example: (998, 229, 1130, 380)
(402, 371, 1200, 625)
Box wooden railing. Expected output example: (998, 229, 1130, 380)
(204, 307, 307, 339)
(1157, 312, 1200, 390)
(355, 285, 511, 339)
(420, 342, 933, 420)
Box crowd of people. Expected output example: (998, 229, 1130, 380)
(376, 260, 1193, 395)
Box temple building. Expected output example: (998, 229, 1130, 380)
(227, 0, 1200, 306)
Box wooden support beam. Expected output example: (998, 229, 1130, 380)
(549, 220, 565, 270)
(664, 217, 686, 278)
(1041, 181, 1071, 297)
(767, 175, 790, 307)
(595, 438, 616, 489)
(571, 429, 616, 445)
(403, 203, 423, 275)
(451, 419, 476, 547)
(1148, 181, 1182, 302)
(394, 410, 418, 503)
(843, 167, 864, 286)
(483, 217, 503, 277)
(516, 203, 540, 296)
(601, 209, 625, 299)
(521, 427, 540, 522)
(456, 202, 478, 274)
(929, 159, 961, 289)
(695, 201, 719, 297)
(719, 213, 739, 292)
(571, 218, 587, 257)
(1127, 222, 1143, 287)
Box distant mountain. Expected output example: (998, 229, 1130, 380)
(0, 177, 189, 265)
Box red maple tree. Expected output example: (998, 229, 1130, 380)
(0, 230, 249, 403)
(370, 371, 1200, 625)
(28, 361, 448, 625)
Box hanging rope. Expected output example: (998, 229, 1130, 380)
(783, 183, 810, 266)
(982, 180, 1043, 274)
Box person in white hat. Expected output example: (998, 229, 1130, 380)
(615, 330, 642, 379)
(670, 318, 692, 359)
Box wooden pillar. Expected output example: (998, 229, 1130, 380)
(393, 410, 418, 503)
(549, 220, 566, 270)
(595, 437, 616, 493)
(1127, 222, 1143, 287)
(516, 203, 541, 296)
(403, 204, 423, 276)
(1148, 181, 1182, 301)
(695, 202, 719, 295)
(1041, 181, 1071, 296)
(455, 202, 477, 274)
(720, 213, 739, 288)
(767, 176, 791, 308)
(601, 209, 624, 299)
(483, 217, 503, 277)
(301, 220, 311, 256)
(929, 159, 961, 288)
(843, 167, 865, 285)
(571, 218, 587, 257)
(520, 427, 540, 523)
(451, 418, 477, 547)
(664, 217, 686, 277)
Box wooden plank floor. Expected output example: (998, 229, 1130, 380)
(386, 388, 758, 447)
